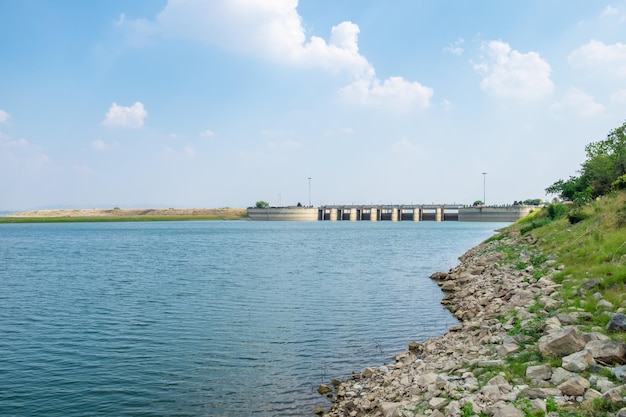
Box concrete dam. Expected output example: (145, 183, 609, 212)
(247, 205, 535, 222)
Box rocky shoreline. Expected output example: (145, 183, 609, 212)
(317, 230, 626, 417)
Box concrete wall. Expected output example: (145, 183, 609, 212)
(248, 205, 535, 222)
(247, 207, 319, 221)
(458, 206, 535, 222)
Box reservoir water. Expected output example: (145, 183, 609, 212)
(0, 220, 502, 416)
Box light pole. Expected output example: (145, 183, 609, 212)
(308, 177, 312, 207)
(482, 172, 487, 206)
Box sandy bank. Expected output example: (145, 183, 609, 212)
(10, 208, 247, 218)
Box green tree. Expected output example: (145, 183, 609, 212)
(547, 120, 626, 202)
(255, 201, 269, 208)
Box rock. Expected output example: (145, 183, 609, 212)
(538, 327, 586, 358)
(444, 400, 461, 416)
(556, 313, 578, 325)
(596, 378, 616, 393)
(408, 341, 421, 352)
(597, 299, 615, 310)
(379, 401, 408, 417)
(529, 398, 546, 414)
(481, 384, 503, 401)
(429, 397, 448, 409)
(562, 349, 595, 372)
(576, 278, 603, 295)
(603, 385, 626, 404)
(523, 387, 561, 399)
(582, 331, 610, 342)
(550, 367, 576, 384)
(586, 340, 626, 365)
(470, 359, 505, 367)
(317, 384, 332, 395)
(416, 372, 438, 387)
(584, 388, 603, 400)
(558, 375, 590, 396)
(497, 342, 520, 356)
(440, 281, 458, 291)
(544, 316, 562, 332)
(509, 290, 534, 308)
(313, 406, 325, 416)
(490, 403, 525, 417)
(607, 314, 626, 332)
(612, 366, 626, 382)
(430, 271, 448, 280)
(526, 365, 551, 380)
(618, 407, 626, 417)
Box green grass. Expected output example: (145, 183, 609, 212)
(467, 192, 626, 417)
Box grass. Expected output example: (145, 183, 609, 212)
(509, 192, 626, 331)
(463, 192, 626, 417)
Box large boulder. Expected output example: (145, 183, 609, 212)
(538, 327, 586, 358)
(586, 340, 626, 365)
(526, 365, 551, 380)
(562, 349, 595, 372)
(558, 375, 590, 396)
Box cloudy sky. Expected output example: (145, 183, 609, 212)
(1, 0, 626, 210)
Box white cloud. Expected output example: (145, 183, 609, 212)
(568, 40, 626, 77)
(0, 110, 9, 123)
(473, 40, 554, 100)
(444, 38, 464, 56)
(123, 0, 431, 110)
(551, 88, 605, 118)
(441, 99, 454, 110)
(600, 5, 626, 22)
(602, 5, 619, 16)
(116, 13, 156, 47)
(91, 139, 118, 151)
(200, 129, 215, 137)
(340, 76, 433, 109)
(101, 102, 147, 128)
(0, 135, 50, 172)
(611, 88, 626, 104)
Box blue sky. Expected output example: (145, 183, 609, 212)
(1, 0, 626, 210)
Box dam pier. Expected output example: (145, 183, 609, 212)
(247, 204, 535, 222)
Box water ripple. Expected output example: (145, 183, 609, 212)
(0, 221, 499, 416)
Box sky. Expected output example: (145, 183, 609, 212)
(1, 0, 626, 210)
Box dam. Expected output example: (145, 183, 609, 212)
(247, 204, 535, 222)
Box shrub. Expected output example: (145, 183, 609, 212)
(568, 209, 589, 224)
(547, 203, 568, 220)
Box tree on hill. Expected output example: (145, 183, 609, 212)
(546, 120, 626, 203)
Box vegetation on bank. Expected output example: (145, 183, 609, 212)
(467, 120, 626, 417)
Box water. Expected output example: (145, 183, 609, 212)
(0, 220, 502, 416)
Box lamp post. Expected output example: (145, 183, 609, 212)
(308, 177, 312, 207)
(482, 172, 487, 206)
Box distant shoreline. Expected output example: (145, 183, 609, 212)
(0, 208, 248, 223)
